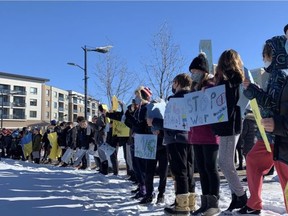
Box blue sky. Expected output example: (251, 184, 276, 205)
(0, 1, 287, 104)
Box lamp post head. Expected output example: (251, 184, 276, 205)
(67, 62, 77, 66)
(86, 45, 113, 53)
(67, 62, 85, 71)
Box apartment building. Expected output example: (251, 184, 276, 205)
(67, 90, 99, 122)
(42, 85, 69, 123)
(0, 71, 99, 129)
(0, 72, 48, 128)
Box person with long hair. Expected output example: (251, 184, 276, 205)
(212, 49, 247, 213)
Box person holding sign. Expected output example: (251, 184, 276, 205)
(95, 104, 110, 175)
(212, 49, 247, 213)
(238, 34, 288, 215)
(125, 86, 153, 203)
(149, 73, 195, 216)
(188, 53, 220, 216)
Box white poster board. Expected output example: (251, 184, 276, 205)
(98, 143, 116, 156)
(134, 134, 157, 160)
(163, 97, 189, 131)
(184, 85, 228, 127)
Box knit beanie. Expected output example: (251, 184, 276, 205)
(140, 87, 152, 100)
(189, 52, 209, 73)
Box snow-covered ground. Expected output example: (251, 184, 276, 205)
(0, 153, 287, 216)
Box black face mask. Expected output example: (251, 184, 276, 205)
(172, 87, 176, 94)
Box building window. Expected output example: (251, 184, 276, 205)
(54, 91, 57, 98)
(54, 102, 57, 109)
(30, 99, 37, 106)
(30, 87, 37, 94)
(46, 89, 50, 96)
(45, 100, 50, 107)
(54, 113, 57, 118)
(45, 112, 49, 118)
(30, 111, 37, 118)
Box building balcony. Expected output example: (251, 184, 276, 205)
(12, 102, 26, 107)
(1, 102, 11, 107)
(1, 114, 26, 120)
(13, 90, 26, 96)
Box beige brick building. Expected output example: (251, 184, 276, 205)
(0, 71, 99, 129)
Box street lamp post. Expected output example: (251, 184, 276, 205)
(68, 45, 112, 120)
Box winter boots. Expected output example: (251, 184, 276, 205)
(226, 192, 247, 211)
(164, 193, 190, 216)
(204, 195, 220, 216)
(191, 195, 207, 215)
(191, 195, 220, 216)
(188, 193, 196, 212)
(99, 160, 108, 175)
(131, 184, 146, 199)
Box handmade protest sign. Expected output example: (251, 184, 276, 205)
(134, 134, 157, 160)
(184, 84, 228, 127)
(112, 120, 130, 137)
(98, 142, 116, 156)
(112, 95, 118, 111)
(163, 97, 189, 131)
(146, 99, 166, 131)
(164, 85, 228, 130)
(242, 67, 271, 152)
(237, 67, 253, 116)
(250, 99, 271, 152)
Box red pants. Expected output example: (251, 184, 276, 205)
(246, 140, 288, 211)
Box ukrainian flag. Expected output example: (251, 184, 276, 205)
(48, 132, 62, 160)
(20, 132, 32, 157)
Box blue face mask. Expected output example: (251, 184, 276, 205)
(134, 97, 142, 105)
(191, 73, 204, 83)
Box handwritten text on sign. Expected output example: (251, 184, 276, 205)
(134, 134, 157, 160)
(184, 85, 227, 127)
(164, 97, 189, 131)
(164, 85, 228, 130)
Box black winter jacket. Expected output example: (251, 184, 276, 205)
(272, 78, 288, 165)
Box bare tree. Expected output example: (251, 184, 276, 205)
(143, 22, 185, 100)
(93, 52, 137, 107)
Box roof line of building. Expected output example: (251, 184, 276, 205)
(0, 71, 50, 83)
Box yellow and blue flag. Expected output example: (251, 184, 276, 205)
(20, 132, 32, 157)
(48, 132, 62, 160)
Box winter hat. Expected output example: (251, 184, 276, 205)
(284, 24, 288, 34)
(265, 35, 288, 72)
(50, 120, 57, 126)
(140, 87, 152, 100)
(189, 52, 209, 73)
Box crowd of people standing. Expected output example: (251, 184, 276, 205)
(0, 24, 288, 216)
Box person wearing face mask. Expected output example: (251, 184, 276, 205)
(238, 34, 288, 215)
(188, 53, 221, 216)
(147, 74, 195, 215)
(124, 86, 153, 201)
